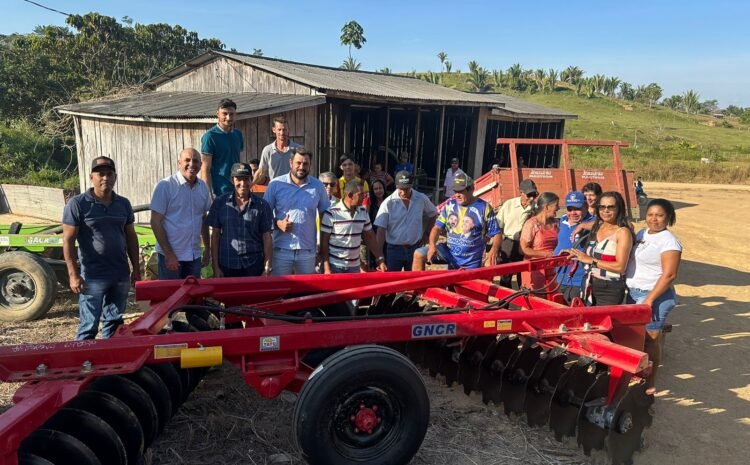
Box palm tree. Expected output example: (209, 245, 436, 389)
(377, 67, 392, 74)
(467, 67, 492, 92)
(683, 90, 700, 114)
(561, 65, 584, 84)
(662, 95, 684, 111)
(604, 76, 621, 97)
(619, 82, 635, 101)
(492, 69, 505, 88)
(252, 48, 263, 56)
(547, 68, 558, 92)
(340, 20, 366, 62)
(592, 74, 606, 94)
(645, 83, 662, 108)
(467, 60, 480, 74)
(585, 79, 596, 99)
(422, 71, 442, 85)
(444, 61, 452, 73)
(341, 57, 361, 71)
(507, 63, 523, 90)
(437, 51, 447, 71)
(634, 84, 647, 102)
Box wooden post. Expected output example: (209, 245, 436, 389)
(434, 106, 446, 204)
(414, 107, 422, 170)
(384, 106, 391, 173)
(612, 143, 629, 212)
(471, 107, 489, 178)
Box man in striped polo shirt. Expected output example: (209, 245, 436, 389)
(320, 180, 386, 274)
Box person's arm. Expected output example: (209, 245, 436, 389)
(485, 232, 502, 266)
(201, 214, 210, 267)
(125, 224, 141, 284)
(200, 154, 213, 195)
(571, 221, 594, 240)
(376, 227, 386, 254)
(363, 229, 386, 271)
(570, 227, 633, 274)
(262, 232, 273, 276)
(62, 224, 83, 293)
(320, 231, 332, 274)
(644, 250, 681, 306)
(210, 227, 223, 277)
(426, 225, 442, 262)
(254, 151, 268, 184)
(422, 214, 437, 245)
(150, 211, 179, 271)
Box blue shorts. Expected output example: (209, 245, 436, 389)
(627, 287, 678, 331)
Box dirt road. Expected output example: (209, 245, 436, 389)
(1, 182, 748, 464)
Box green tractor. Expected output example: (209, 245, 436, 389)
(0, 216, 158, 322)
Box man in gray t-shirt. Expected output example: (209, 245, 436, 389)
(254, 116, 301, 182)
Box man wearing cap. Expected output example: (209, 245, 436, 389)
(200, 98, 245, 197)
(264, 147, 330, 275)
(553, 191, 595, 303)
(443, 158, 466, 199)
(208, 163, 273, 277)
(320, 180, 386, 274)
(413, 173, 501, 271)
(254, 116, 301, 184)
(496, 178, 539, 288)
(374, 170, 438, 271)
(62, 156, 141, 340)
(151, 148, 212, 280)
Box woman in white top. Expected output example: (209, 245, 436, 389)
(625, 198, 682, 390)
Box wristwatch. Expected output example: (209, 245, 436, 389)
(376, 256, 385, 263)
(592, 259, 599, 268)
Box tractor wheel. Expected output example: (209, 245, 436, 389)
(0, 252, 57, 322)
(294, 345, 429, 465)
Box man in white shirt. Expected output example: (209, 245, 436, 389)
(254, 116, 301, 183)
(443, 157, 466, 199)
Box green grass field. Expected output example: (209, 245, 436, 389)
(438, 73, 750, 184)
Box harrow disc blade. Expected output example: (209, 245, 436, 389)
(577, 370, 611, 455)
(499, 344, 543, 416)
(43, 407, 127, 465)
(18, 454, 54, 465)
(478, 337, 517, 406)
(441, 340, 461, 386)
(549, 360, 598, 441)
(149, 362, 185, 411)
(20, 429, 101, 465)
(126, 366, 173, 433)
(524, 353, 567, 427)
(90, 376, 159, 448)
(67, 391, 144, 465)
(457, 336, 494, 395)
(423, 340, 443, 377)
(606, 382, 654, 465)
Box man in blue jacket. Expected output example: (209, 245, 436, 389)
(554, 191, 594, 303)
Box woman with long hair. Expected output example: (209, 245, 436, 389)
(366, 179, 389, 270)
(626, 198, 682, 389)
(519, 192, 560, 290)
(567, 191, 633, 305)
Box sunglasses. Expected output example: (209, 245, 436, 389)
(322, 182, 336, 187)
(566, 207, 582, 212)
(526, 192, 539, 198)
(597, 204, 617, 211)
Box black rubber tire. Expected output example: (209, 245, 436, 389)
(0, 252, 57, 322)
(294, 345, 430, 465)
(19, 428, 101, 465)
(43, 407, 127, 465)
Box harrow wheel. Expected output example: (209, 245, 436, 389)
(606, 382, 654, 465)
(294, 345, 429, 465)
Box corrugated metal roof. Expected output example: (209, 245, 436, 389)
(56, 92, 324, 120)
(486, 94, 577, 119)
(212, 50, 507, 105)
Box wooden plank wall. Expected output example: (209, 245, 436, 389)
(156, 57, 319, 96)
(0, 184, 67, 221)
(77, 106, 318, 222)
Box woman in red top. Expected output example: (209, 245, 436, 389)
(519, 192, 560, 290)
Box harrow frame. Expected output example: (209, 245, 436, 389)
(0, 257, 653, 465)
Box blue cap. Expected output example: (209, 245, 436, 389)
(565, 191, 585, 208)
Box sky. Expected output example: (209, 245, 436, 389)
(3, 0, 750, 107)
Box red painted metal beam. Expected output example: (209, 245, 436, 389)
(498, 138, 630, 147)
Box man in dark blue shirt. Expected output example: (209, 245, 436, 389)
(394, 151, 414, 175)
(62, 156, 140, 340)
(208, 163, 273, 277)
(554, 191, 594, 304)
(200, 99, 245, 196)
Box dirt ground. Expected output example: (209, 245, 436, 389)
(1, 181, 748, 465)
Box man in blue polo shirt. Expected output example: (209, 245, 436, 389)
(62, 156, 141, 340)
(208, 163, 274, 277)
(200, 98, 244, 196)
(554, 191, 595, 303)
(264, 147, 330, 275)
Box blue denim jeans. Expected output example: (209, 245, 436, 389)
(76, 279, 130, 340)
(627, 287, 678, 331)
(272, 248, 316, 275)
(157, 254, 202, 280)
(386, 243, 420, 272)
(415, 243, 460, 269)
(330, 264, 360, 274)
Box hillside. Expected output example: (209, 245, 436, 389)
(437, 73, 750, 184)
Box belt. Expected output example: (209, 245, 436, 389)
(388, 243, 420, 249)
(503, 236, 519, 241)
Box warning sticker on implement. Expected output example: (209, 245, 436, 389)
(483, 320, 496, 329)
(496, 319, 512, 331)
(153, 343, 188, 359)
